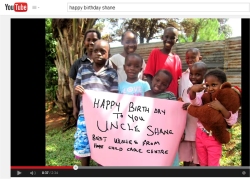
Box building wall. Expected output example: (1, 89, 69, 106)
(110, 37, 241, 87)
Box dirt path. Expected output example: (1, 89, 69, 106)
(46, 101, 66, 131)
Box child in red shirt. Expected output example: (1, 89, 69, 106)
(144, 27, 182, 97)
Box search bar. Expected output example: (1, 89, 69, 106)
(67, 3, 249, 12)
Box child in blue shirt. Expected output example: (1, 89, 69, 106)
(118, 53, 150, 96)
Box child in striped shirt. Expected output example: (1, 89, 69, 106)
(74, 40, 118, 166)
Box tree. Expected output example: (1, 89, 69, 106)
(111, 18, 180, 44)
(99, 18, 232, 44)
(198, 19, 225, 41)
(51, 18, 97, 131)
(217, 18, 232, 38)
(93, 19, 114, 42)
(178, 18, 231, 43)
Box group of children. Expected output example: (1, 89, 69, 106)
(69, 27, 240, 167)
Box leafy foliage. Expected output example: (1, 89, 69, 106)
(52, 19, 97, 46)
(93, 19, 105, 33)
(46, 19, 57, 63)
(178, 18, 230, 43)
(217, 18, 232, 38)
(45, 19, 58, 101)
(221, 122, 241, 166)
(110, 18, 179, 43)
(106, 18, 231, 43)
(123, 18, 167, 43)
(45, 66, 58, 101)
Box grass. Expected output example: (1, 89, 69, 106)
(46, 127, 98, 166)
(46, 122, 242, 166)
(46, 128, 78, 166)
(220, 122, 241, 166)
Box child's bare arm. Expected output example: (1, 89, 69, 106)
(208, 98, 231, 119)
(189, 83, 206, 100)
(74, 66, 84, 95)
(70, 78, 79, 119)
(208, 98, 238, 126)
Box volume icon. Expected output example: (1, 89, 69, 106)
(30, 171, 36, 175)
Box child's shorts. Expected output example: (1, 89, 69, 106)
(73, 115, 91, 157)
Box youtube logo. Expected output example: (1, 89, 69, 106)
(14, 2, 28, 12)
(5, 2, 28, 12)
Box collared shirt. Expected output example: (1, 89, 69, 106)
(74, 60, 118, 115)
(69, 54, 92, 80)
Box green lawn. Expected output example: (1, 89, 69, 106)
(46, 127, 98, 166)
(46, 122, 242, 166)
(221, 121, 241, 166)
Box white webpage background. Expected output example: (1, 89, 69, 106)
(0, 0, 249, 178)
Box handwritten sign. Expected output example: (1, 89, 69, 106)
(82, 90, 186, 166)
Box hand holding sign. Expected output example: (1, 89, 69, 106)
(74, 85, 85, 95)
(82, 90, 186, 166)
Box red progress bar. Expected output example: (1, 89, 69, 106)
(11, 166, 73, 169)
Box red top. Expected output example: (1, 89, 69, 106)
(144, 48, 182, 97)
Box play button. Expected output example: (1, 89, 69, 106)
(17, 171, 22, 176)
